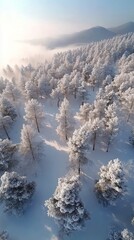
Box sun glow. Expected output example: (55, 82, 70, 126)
(0, 11, 61, 67)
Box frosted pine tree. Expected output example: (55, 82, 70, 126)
(70, 72, 80, 99)
(0, 77, 8, 94)
(95, 159, 126, 206)
(121, 229, 134, 240)
(51, 74, 71, 107)
(0, 171, 35, 214)
(45, 175, 89, 236)
(78, 81, 88, 105)
(76, 103, 93, 124)
(38, 74, 51, 98)
(0, 115, 13, 140)
(0, 231, 9, 240)
(103, 104, 118, 152)
(56, 98, 74, 141)
(68, 123, 89, 175)
(88, 117, 102, 151)
(0, 139, 17, 172)
(25, 80, 39, 100)
(121, 88, 134, 122)
(24, 99, 45, 133)
(0, 96, 17, 121)
(19, 124, 44, 163)
(107, 228, 134, 240)
(3, 82, 21, 102)
(87, 99, 106, 151)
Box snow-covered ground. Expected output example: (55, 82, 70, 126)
(0, 33, 134, 240)
(0, 97, 133, 240)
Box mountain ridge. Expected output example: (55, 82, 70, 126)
(25, 21, 134, 49)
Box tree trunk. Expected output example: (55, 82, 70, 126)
(106, 130, 113, 152)
(33, 106, 40, 132)
(82, 93, 85, 105)
(35, 114, 40, 133)
(57, 97, 60, 108)
(26, 127, 36, 162)
(78, 158, 81, 176)
(92, 131, 97, 151)
(64, 110, 68, 141)
(3, 124, 10, 140)
(106, 140, 110, 152)
(11, 89, 15, 101)
(127, 100, 133, 122)
(74, 88, 77, 99)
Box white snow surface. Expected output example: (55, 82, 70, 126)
(0, 98, 134, 240)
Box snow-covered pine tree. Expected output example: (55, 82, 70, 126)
(88, 117, 102, 151)
(121, 87, 134, 122)
(2, 82, 21, 102)
(19, 124, 44, 163)
(0, 96, 17, 121)
(107, 229, 122, 240)
(0, 171, 35, 214)
(76, 103, 93, 124)
(121, 229, 134, 240)
(45, 175, 89, 236)
(0, 231, 9, 240)
(38, 74, 52, 98)
(68, 123, 89, 175)
(24, 99, 45, 133)
(51, 74, 71, 107)
(70, 72, 80, 99)
(0, 77, 8, 94)
(0, 139, 17, 172)
(131, 217, 134, 225)
(103, 104, 118, 152)
(78, 81, 88, 105)
(51, 87, 62, 108)
(82, 63, 92, 84)
(107, 228, 134, 240)
(86, 99, 106, 151)
(25, 80, 39, 100)
(56, 98, 74, 141)
(0, 115, 13, 140)
(95, 159, 126, 206)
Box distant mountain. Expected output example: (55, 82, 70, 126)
(44, 26, 116, 49)
(109, 22, 134, 35)
(26, 21, 134, 50)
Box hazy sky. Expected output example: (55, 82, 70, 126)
(0, 0, 134, 66)
(1, 0, 134, 40)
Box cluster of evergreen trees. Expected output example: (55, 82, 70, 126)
(0, 33, 134, 238)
